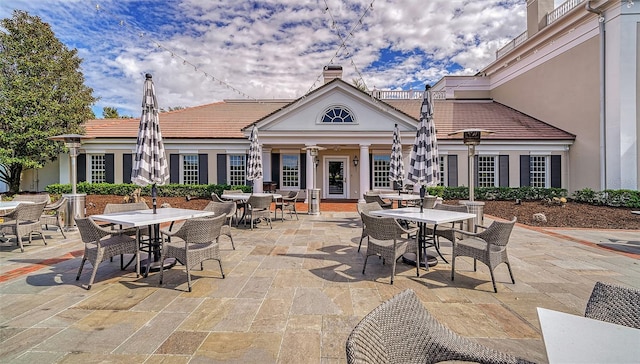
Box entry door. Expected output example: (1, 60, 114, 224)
(325, 157, 348, 199)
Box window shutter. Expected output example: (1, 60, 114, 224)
(198, 154, 208, 184)
(499, 155, 509, 187)
(447, 155, 458, 187)
(77, 153, 86, 182)
(271, 153, 280, 186)
(551, 155, 561, 188)
(299, 153, 306, 189)
(170, 154, 179, 184)
(474, 155, 479, 188)
(217, 154, 227, 184)
(520, 155, 531, 186)
(105, 153, 115, 183)
(123, 154, 132, 183)
(369, 153, 373, 190)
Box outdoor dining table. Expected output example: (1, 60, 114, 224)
(537, 307, 640, 363)
(371, 207, 475, 268)
(0, 200, 34, 212)
(90, 207, 215, 276)
(378, 193, 422, 208)
(220, 192, 282, 225)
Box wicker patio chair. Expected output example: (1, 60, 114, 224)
(584, 281, 640, 329)
(360, 212, 419, 284)
(203, 201, 236, 250)
(222, 189, 245, 220)
(13, 193, 51, 204)
(274, 190, 300, 220)
(356, 201, 382, 252)
(451, 217, 518, 292)
(40, 196, 67, 238)
(75, 217, 140, 290)
(158, 215, 226, 292)
(0, 201, 47, 252)
(211, 193, 225, 203)
(346, 289, 535, 364)
(245, 194, 273, 230)
(425, 203, 469, 249)
(363, 193, 393, 209)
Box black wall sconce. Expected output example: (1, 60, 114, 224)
(353, 155, 359, 167)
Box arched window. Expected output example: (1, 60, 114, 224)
(321, 106, 355, 123)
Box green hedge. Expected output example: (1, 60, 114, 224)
(44, 183, 640, 208)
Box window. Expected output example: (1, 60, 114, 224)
(530, 155, 549, 187)
(229, 154, 246, 186)
(321, 106, 354, 123)
(372, 154, 391, 189)
(90, 154, 106, 183)
(182, 155, 199, 185)
(281, 154, 300, 188)
(439, 155, 446, 186)
(477, 156, 497, 187)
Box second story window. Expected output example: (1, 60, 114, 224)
(321, 106, 354, 123)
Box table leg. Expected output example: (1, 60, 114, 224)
(402, 222, 438, 269)
(138, 224, 176, 277)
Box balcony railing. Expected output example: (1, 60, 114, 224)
(370, 90, 446, 100)
(495, 0, 584, 60)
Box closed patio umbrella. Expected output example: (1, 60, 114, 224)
(131, 74, 169, 214)
(389, 124, 405, 193)
(246, 125, 263, 189)
(408, 84, 440, 207)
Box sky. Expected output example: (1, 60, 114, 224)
(0, 0, 551, 118)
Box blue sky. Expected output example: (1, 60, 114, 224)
(1, 0, 547, 118)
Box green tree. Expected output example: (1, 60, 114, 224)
(0, 10, 97, 193)
(102, 106, 119, 119)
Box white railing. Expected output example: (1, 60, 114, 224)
(548, 0, 584, 25)
(496, 31, 527, 59)
(370, 90, 446, 100)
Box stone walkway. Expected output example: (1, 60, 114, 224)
(1, 209, 638, 363)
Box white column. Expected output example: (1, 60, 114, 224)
(305, 147, 314, 203)
(358, 144, 370, 203)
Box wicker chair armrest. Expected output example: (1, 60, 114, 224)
(451, 228, 481, 238)
(399, 224, 419, 236)
(0, 209, 17, 219)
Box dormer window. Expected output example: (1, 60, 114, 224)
(321, 106, 355, 123)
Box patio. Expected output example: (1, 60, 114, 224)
(1, 208, 638, 363)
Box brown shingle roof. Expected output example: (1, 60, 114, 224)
(84, 97, 574, 141)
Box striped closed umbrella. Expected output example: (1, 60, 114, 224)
(408, 85, 440, 190)
(131, 74, 169, 213)
(246, 125, 263, 185)
(389, 123, 405, 192)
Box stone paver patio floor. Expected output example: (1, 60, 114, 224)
(1, 209, 639, 363)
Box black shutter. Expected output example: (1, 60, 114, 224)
(551, 155, 561, 188)
(105, 153, 115, 183)
(217, 154, 227, 184)
(369, 153, 373, 190)
(474, 155, 478, 188)
(520, 155, 531, 186)
(77, 153, 86, 182)
(170, 154, 179, 184)
(245, 153, 250, 186)
(299, 153, 306, 189)
(447, 155, 458, 187)
(499, 155, 509, 187)
(271, 153, 280, 186)
(123, 154, 132, 183)
(198, 154, 208, 184)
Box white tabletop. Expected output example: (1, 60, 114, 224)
(537, 307, 640, 363)
(371, 207, 476, 225)
(220, 193, 282, 201)
(378, 193, 422, 201)
(0, 201, 34, 211)
(90, 207, 215, 228)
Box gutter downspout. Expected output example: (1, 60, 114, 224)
(586, 1, 606, 190)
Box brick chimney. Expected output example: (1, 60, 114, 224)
(323, 65, 343, 84)
(527, 0, 554, 37)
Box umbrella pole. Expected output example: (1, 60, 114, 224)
(152, 184, 157, 214)
(419, 185, 426, 213)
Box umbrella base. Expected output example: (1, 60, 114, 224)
(402, 252, 438, 268)
(141, 257, 176, 276)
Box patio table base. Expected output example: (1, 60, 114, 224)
(402, 252, 438, 268)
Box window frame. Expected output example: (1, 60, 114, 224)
(372, 154, 391, 190)
(477, 155, 498, 188)
(89, 154, 106, 184)
(318, 105, 357, 124)
(280, 153, 300, 189)
(228, 154, 246, 186)
(529, 155, 550, 188)
(180, 154, 199, 185)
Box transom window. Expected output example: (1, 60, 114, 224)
(281, 154, 300, 188)
(90, 154, 106, 183)
(321, 106, 354, 123)
(372, 154, 391, 189)
(182, 155, 199, 185)
(229, 155, 246, 186)
(530, 155, 549, 188)
(477, 156, 497, 187)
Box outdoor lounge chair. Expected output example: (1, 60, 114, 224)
(346, 289, 535, 364)
(360, 212, 419, 284)
(584, 281, 640, 329)
(159, 215, 226, 292)
(451, 217, 518, 292)
(75, 216, 140, 290)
